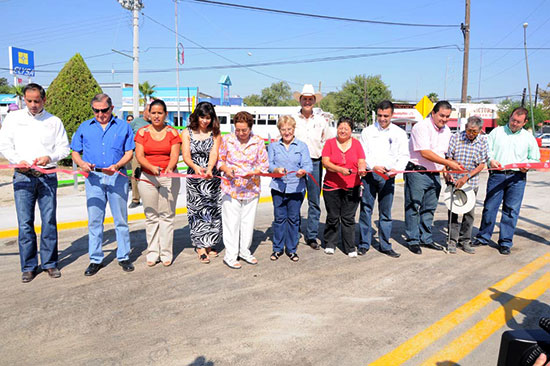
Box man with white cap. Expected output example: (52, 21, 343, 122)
(445, 115, 488, 254)
(293, 84, 332, 250)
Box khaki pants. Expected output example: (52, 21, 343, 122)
(138, 173, 180, 263)
(130, 155, 140, 203)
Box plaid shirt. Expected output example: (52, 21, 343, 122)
(447, 131, 488, 189)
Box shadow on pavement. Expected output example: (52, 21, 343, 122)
(489, 287, 550, 330)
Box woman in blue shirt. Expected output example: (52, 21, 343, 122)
(268, 115, 312, 262)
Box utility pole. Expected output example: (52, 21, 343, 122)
(535, 83, 539, 107)
(364, 77, 368, 126)
(117, 0, 143, 119)
(460, 0, 470, 103)
(523, 23, 536, 134)
(175, 0, 181, 126)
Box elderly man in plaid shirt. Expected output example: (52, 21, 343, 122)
(446, 116, 489, 254)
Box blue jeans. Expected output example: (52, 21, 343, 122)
(404, 172, 441, 246)
(305, 159, 322, 241)
(359, 173, 395, 251)
(475, 172, 526, 248)
(272, 190, 304, 254)
(13, 171, 58, 272)
(85, 171, 131, 263)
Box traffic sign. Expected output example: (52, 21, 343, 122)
(415, 95, 434, 119)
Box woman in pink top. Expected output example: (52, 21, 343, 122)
(217, 111, 269, 269)
(135, 99, 182, 267)
(321, 117, 366, 257)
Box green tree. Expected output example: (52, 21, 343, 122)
(13, 85, 24, 108)
(0, 77, 12, 94)
(139, 81, 156, 105)
(332, 75, 392, 127)
(243, 94, 262, 106)
(539, 82, 550, 110)
(427, 92, 439, 103)
(319, 91, 338, 115)
(44, 53, 102, 143)
(243, 81, 299, 106)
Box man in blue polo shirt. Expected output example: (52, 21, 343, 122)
(71, 93, 135, 276)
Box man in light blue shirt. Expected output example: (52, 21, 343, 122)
(268, 115, 312, 261)
(71, 93, 135, 275)
(473, 107, 540, 255)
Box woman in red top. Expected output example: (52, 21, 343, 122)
(135, 99, 182, 267)
(321, 117, 366, 257)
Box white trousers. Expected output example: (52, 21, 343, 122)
(221, 194, 259, 264)
(138, 173, 180, 263)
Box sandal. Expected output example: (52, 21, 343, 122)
(195, 248, 210, 264)
(206, 248, 219, 257)
(240, 256, 258, 265)
(270, 251, 283, 261)
(288, 253, 299, 262)
(223, 259, 241, 269)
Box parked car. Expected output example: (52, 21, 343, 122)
(536, 133, 550, 148)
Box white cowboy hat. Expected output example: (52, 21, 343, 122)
(443, 182, 476, 215)
(293, 84, 323, 102)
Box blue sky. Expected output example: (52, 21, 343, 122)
(1, 0, 549, 103)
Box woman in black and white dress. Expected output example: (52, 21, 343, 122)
(181, 102, 222, 263)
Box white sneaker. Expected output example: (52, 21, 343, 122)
(348, 251, 358, 258)
(324, 247, 335, 255)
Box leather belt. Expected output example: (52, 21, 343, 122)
(15, 167, 56, 177)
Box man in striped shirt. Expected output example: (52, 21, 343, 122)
(446, 116, 488, 254)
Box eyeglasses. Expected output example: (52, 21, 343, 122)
(465, 129, 480, 135)
(92, 107, 110, 114)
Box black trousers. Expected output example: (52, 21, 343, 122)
(323, 186, 361, 254)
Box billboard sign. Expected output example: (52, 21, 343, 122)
(8, 46, 35, 77)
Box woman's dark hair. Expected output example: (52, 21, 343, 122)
(337, 116, 354, 131)
(149, 99, 167, 113)
(233, 111, 254, 129)
(188, 102, 220, 136)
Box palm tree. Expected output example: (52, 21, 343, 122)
(139, 81, 156, 106)
(12, 85, 24, 108)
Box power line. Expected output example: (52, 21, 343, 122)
(185, 0, 461, 28)
(132, 46, 550, 52)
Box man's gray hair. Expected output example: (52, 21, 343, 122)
(466, 115, 483, 129)
(91, 93, 113, 108)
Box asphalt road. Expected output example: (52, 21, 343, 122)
(0, 171, 549, 366)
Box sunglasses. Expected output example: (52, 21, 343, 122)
(92, 107, 111, 114)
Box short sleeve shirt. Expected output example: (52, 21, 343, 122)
(134, 126, 181, 174)
(322, 137, 365, 189)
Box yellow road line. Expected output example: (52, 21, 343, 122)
(0, 195, 274, 239)
(369, 253, 550, 366)
(420, 272, 550, 365)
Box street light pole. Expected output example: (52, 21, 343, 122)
(523, 23, 536, 134)
(117, 0, 143, 119)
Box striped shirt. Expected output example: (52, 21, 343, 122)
(447, 131, 489, 188)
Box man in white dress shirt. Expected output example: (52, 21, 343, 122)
(0, 83, 70, 283)
(358, 100, 409, 258)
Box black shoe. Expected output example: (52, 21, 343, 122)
(306, 239, 320, 250)
(119, 260, 135, 272)
(46, 267, 61, 278)
(499, 246, 511, 255)
(421, 242, 445, 251)
(128, 201, 141, 209)
(357, 247, 369, 256)
(471, 239, 486, 247)
(21, 270, 37, 283)
(382, 249, 401, 258)
(409, 244, 422, 255)
(84, 263, 103, 276)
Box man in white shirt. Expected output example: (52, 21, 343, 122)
(0, 83, 70, 283)
(358, 100, 409, 258)
(293, 84, 332, 250)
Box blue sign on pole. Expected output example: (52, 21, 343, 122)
(8, 46, 35, 77)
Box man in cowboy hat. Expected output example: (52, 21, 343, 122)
(473, 107, 539, 255)
(445, 115, 489, 254)
(293, 84, 332, 250)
